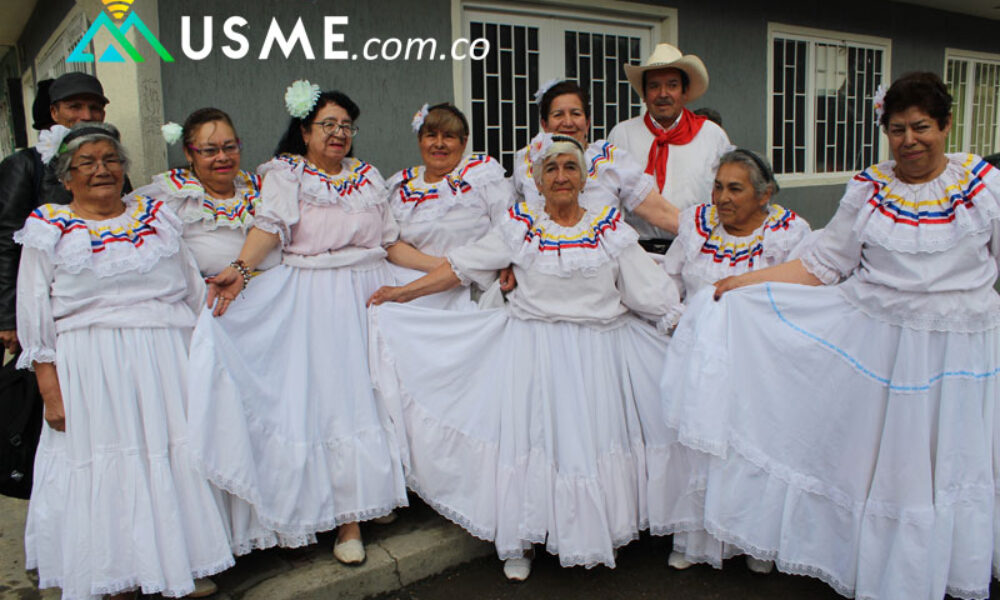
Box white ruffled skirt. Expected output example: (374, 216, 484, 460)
(369, 304, 670, 567)
(25, 326, 234, 600)
(187, 263, 408, 538)
(654, 283, 1000, 600)
(387, 263, 478, 311)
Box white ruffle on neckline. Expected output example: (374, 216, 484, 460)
(13, 196, 182, 278)
(847, 153, 1000, 253)
(258, 153, 386, 213)
(153, 168, 261, 230)
(387, 154, 505, 223)
(681, 203, 805, 268)
(500, 202, 639, 278)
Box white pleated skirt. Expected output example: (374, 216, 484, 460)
(187, 262, 408, 538)
(369, 304, 670, 568)
(653, 283, 1000, 600)
(25, 326, 235, 600)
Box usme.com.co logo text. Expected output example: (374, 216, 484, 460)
(68, 0, 490, 64)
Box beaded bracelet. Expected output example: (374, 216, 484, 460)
(230, 259, 252, 290)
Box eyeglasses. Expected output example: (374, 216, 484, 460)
(187, 141, 242, 158)
(312, 120, 359, 137)
(68, 157, 125, 174)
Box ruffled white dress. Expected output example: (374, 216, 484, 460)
(654, 154, 1000, 600)
(15, 197, 234, 600)
(511, 140, 655, 213)
(131, 168, 281, 277)
(131, 168, 286, 554)
(386, 154, 511, 309)
(370, 201, 683, 568)
(662, 203, 811, 300)
(186, 154, 408, 540)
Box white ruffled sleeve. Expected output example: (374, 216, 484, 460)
(380, 201, 401, 247)
(799, 182, 866, 284)
(15, 246, 56, 370)
(991, 219, 1000, 274)
(660, 236, 687, 300)
(600, 144, 655, 212)
(616, 243, 684, 332)
(446, 229, 513, 289)
(255, 160, 302, 245)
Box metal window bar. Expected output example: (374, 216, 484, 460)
(946, 59, 968, 153)
(564, 31, 643, 141)
(469, 21, 539, 174)
(972, 61, 1000, 155)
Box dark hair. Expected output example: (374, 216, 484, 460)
(880, 72, 952, 130)
(274, 90, 361, 157)
(642, 68, 689, 93)
(183, 107, 238, 148)
(539, 81, 590, 124)
(32, 79, 55, 131)
(693, 107, 722, 127)
(419, 103, 469, 140)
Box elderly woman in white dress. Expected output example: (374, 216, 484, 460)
(16, 122, 233, 600)
(512, 80, 679, 238)
(658, 148, 809, 575)
(385, 103, 511, 309)
(653, 72, 1000, 600)
(133, 108, 280, 279)
(368, 134, 683, 581)
(662, 149, 810, 303)
(130, 108, 284, 561)
(186, 82, 423, 567)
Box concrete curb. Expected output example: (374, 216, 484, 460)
(1, 494, 493, 600)
(241, 520, 493, 600)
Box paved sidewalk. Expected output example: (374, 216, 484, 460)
(0, 495, 492, 600)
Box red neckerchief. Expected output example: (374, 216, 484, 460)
(643, 108, 707, 190)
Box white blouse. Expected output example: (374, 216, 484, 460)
(447, 202, 683, 330)
(14, 197, 203, 369)
(511, 140, 654, 213)
(387, 154, 511, 256)
(801, 153, 1000, 332)
(131, 168, 280, 276)
(663, 203, 811, 300)
(255, 154, 398, 269)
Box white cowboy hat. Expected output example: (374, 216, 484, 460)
(623, 43, 709, 102)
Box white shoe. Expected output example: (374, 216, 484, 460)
(745, 556, 774, 574)
(668, 551, 694, 570)
(503, 557, 532, 581)
(186, 577, 218, 598)
(333, 538, 366, 565)
(372, 511, 398, 525)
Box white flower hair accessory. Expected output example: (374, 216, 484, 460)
(161, 122, 183, 145)
(534, 78, 561, 104)
(411, 103, 430, 133)
(527, 131, 554, 164)
(37, 125, 71, 163)
(873, 84, 888, 124)
(284, 79, 321, 119)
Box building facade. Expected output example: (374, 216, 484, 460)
(3, 0, 999, 226)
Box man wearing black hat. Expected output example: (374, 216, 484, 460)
(0, 71, 125, 355)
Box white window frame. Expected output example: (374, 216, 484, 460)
(766, 23, 891, 189)
(450, 0, 677, 117)
(944, 48, 1000, 156)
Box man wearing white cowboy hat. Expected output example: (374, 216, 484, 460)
(609, 42, 731, 251)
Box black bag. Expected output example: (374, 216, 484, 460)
(0, 354, 43, 499)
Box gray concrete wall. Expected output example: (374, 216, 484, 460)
(16, 0, 75, 73)
(156, 0, 453, 184)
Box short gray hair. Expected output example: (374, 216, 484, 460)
(531, 136, 587, 190)
(716, 149, 778, 198)
(53, 122, 129, 183)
